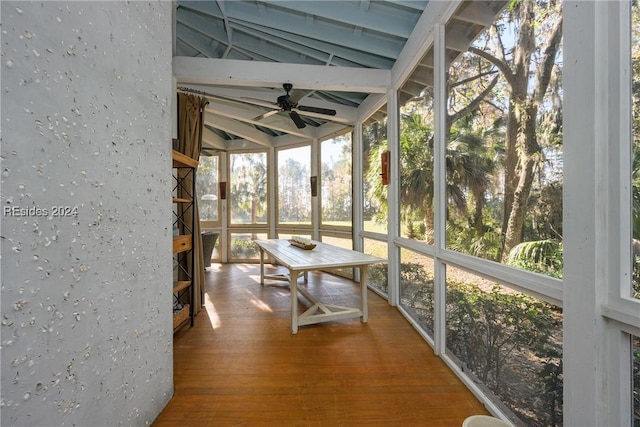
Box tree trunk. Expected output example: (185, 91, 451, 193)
(500, 0, 536, 261)
(501, 107, 520, 254)
(424, 199, 435, 244)
(502, 101, 541, 261)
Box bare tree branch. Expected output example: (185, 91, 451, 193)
(450, 70, 499, 90)
(449, 75, 500, 125)
(492, 24, 508, 64)
(468, 46, 516, 89)
(534, 16, 563, 104)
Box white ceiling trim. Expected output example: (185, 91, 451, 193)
(173, 56, 391, 93)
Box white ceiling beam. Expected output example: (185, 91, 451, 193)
(268, 1, 416, 39)
(357, 93, 386, 122)
(223, 139, 265, 151)
(314, 122, 354, 141)
(271, 122, 352, 148)
(204, 114, 274, 148)
(174, 56, 391, 93)
(391, 0, 460, 88)
(445, 29, 473, 53)
(231, 20, 394, 69)
(227, 29, 326, 65)
(221, 1, 402, 59)
(271, 133, 311, 148)
(228, 23, 330, 65)
(202, 126, 228, 150)
(181, 84, 356, 127)
(453, 2, 498, 27)
(176, 25, 223, 57)
(206, 101, 315, 139)
(385, 0, 428, 11)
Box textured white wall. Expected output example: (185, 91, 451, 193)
(1, 2, 174, 425)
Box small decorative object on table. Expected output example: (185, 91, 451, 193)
(288, 235, 316, 250)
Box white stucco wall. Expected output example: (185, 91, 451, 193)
(1, 2, 174, 425)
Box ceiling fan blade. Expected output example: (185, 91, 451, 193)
(289, 111, 307, 129)
(296, 105, 337, 116)
(288, 89, 308, 104)
(253, 110, 280, 121)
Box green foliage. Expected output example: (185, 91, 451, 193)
(404, 220, 423, 240)
(230, 239, 258, 259)
(229, 153, 268, 224)
(446, 281, 562, 426)
(506, 239, 563, 278)
(321, 136, 353, 222)
(396, 260, 562, 427)
(537, 348, 563, 427)
(447, 220, 503, 261)
(399, 262, 435, 332)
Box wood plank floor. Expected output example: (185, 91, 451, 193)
(153, 263, 489, 427)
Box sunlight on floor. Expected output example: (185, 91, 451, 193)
(203, 292, 221, 329)
(246, 289, 273, 312)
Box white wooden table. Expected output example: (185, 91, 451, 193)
(254, 239, 385, 334)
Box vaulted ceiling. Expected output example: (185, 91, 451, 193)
(173, 0, 508, 152)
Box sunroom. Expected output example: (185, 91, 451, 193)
(1, 1, 639, 426)
(174, 1, 640, 425)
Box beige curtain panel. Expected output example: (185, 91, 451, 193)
(177, 93, 209, 315)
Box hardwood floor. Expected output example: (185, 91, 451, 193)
(153, 263, 489, 426)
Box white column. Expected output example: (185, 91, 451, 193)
(387, 89, 400, 306)
(311, 138, 320, 240)
(433, 22, 447, 356)
(268, 147, 276, 238)
(353, 121, 364, 253)
(564, 2, 632, 425)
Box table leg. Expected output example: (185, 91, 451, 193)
(360, 266, 368, 322)
(259, 248, 265, 286)
(290, 269, 298, 334)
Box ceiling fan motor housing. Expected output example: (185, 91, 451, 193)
(277, 94, 293, 111)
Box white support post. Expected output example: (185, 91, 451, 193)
(387, 89, 400, 307)
(268, 147, 276, 239)
(564, 2, 633, 425)
(219, 151, 229, 263)
(311, 138, 320, 241)
(433, 22, 447, 356)
(353, 121, 364, 254)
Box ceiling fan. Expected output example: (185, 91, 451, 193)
(245, 83, 337, 129)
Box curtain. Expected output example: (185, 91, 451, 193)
(177, 93, 209, 315)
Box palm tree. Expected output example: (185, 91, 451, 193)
(447, 115, 503, 237)
(372, 111, 500, 250)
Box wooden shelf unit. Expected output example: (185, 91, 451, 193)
(172, 149, 198, 333)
